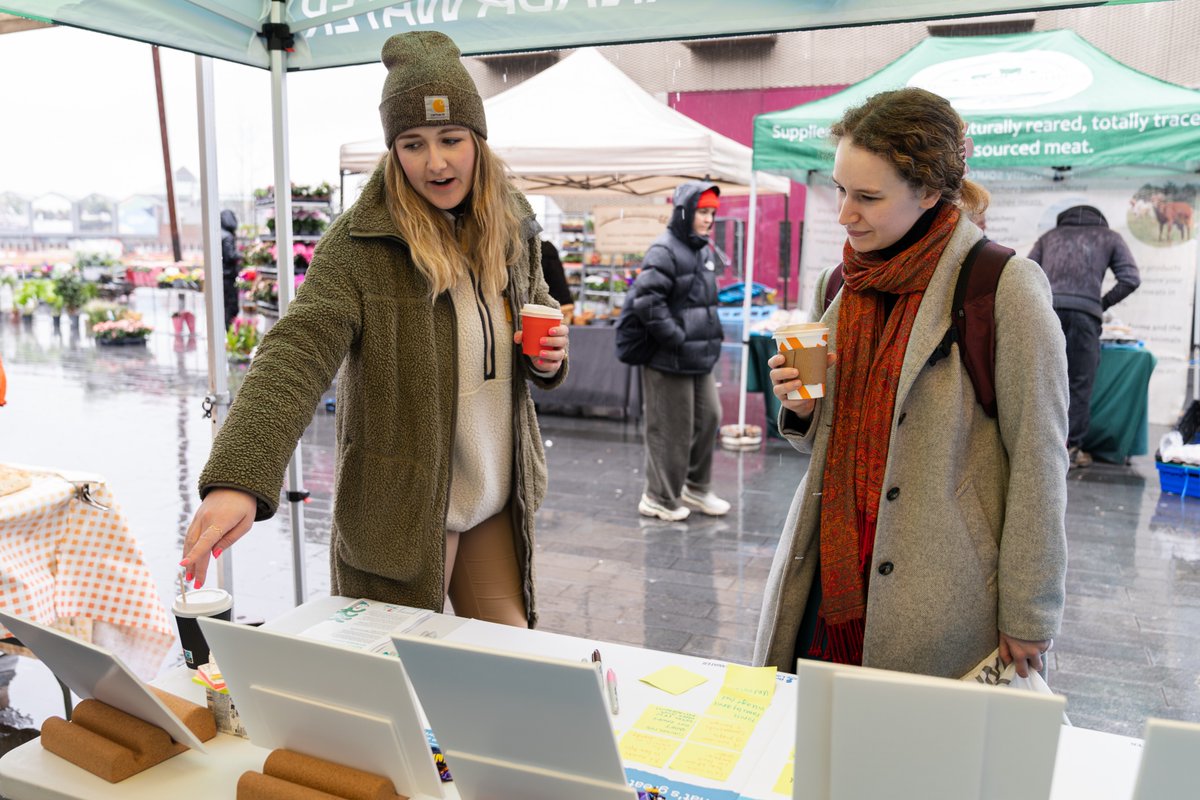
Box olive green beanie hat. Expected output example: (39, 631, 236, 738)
(379, 31, 487, 148)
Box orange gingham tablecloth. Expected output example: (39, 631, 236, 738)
(0, 472, 175, 679)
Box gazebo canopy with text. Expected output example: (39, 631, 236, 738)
(753, 29, 1200, 176)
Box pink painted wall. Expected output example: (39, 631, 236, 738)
(669, 85, 845, 308)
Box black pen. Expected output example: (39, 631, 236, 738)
(591, 648, 603, 674)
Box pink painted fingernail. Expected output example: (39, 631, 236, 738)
(178, 560, 188, 567)
(193, 579, 202, 589)
(212, 547, 223, 559)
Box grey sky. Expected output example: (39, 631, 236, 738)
(1, 25, 386, 201)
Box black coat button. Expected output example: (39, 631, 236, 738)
(897, 412, 907, 426)
(878, 562, 894, 576)
(886, 487, 900, 501)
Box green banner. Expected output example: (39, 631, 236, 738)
(754, 29, 1200, 172)
(0, 1, 1168, 70)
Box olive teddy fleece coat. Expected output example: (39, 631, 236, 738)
(753, 215, 1069, 679)
(199, 163, 566, 624)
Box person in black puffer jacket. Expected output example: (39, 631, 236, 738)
(220, 209, 241, 330)
(632, 180, 729, 521)
(1028, 205, 1140, 468)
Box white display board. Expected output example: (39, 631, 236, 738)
(793, 660, 1065, 800)
(199, 618, 445, 800)
(1131, 717, 1200, 799)
(391, 634, 636, 800)
(0, 611, 208, 752)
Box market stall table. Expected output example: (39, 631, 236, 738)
(0, 466, 174, 681)
(0, 595, 1153, 800)
(529, 324, 641, 420)
(1082, 343, 1156, 464)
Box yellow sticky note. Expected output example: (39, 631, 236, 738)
(669, 741, 741, 782)
(773, 758, 795, 795)
(640, 665, 709, 695)
(690, 715, 756, 751)
(633, 705, 699, 739)
(707, 691, 769, 724)
(722, 663, 777, 704)
(619, 729, 682, 768)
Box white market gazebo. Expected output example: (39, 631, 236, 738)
(340, 49, 789, 198)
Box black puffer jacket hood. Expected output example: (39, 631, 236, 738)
(220, 209, 238, 233)
(629, 180, 724, 376)
(1055, 205, 1107, 228)
(667, 180, 720, 251)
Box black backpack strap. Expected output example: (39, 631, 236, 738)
(952, 237, 1015, 418)
(823, 264, 845, 313)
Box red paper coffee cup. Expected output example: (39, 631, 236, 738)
(520, 304, 563, 357)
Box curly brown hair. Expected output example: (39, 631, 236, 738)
(830, 87, 988, 220)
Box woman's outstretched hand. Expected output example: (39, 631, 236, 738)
(180, 488, 258, 589)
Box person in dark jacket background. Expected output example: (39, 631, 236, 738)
(540, 239, 574, 325)
(220, 209, 241, 330)
(632, 181, 729, 521)
(1028, 205, 1140, 468)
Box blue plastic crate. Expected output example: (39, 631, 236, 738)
(1155, 460, 1200, 499)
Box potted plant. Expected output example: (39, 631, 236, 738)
(225, 317, 260, 363)
(82, 299, 125, 328)
(53, 267, 94, 329)
(13, 280, 44, 325)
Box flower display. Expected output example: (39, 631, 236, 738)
(225, 317, 260, 362)
(236, 268, 258, 291)
(156, 267, 204, 291)
(92, 316, 153, 344)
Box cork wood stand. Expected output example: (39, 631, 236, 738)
(39, 686, 217, 782)
(237, 749, 409, 800)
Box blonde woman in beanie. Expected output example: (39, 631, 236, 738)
(755, 88, 1067, 680)
(180, 31, 567, 628)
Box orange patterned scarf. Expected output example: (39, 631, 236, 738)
(812, 202, 960, 664)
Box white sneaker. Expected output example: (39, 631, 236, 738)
(680, 487, 731, 516)
(638, 495, 690, 521)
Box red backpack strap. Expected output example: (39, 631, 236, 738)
(953, 238, 1015, 419)
(823, 264, 845, 313)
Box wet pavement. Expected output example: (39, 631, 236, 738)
(1, 286, 1198, 747)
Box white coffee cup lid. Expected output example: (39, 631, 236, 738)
(521, 303, 563, 319)
(775, 322, 827, 335)
(173, 587, 233, 616)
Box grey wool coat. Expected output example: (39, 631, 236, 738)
(199, 162, 566, 626)
(753, 216, 1069, 679)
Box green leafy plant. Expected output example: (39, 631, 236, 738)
(54, 269, 94, 313)
(81, 299, 125, 327)
(13, 279, 49, 313)
(74, 252, 119, 269)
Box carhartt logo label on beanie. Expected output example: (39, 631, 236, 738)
(378, 31, 487, 147)
(425, 96, 450, 121)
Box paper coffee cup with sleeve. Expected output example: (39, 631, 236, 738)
(773, 322, 829, 400)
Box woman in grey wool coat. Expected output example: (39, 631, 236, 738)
(755, 88, 1069, 681)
